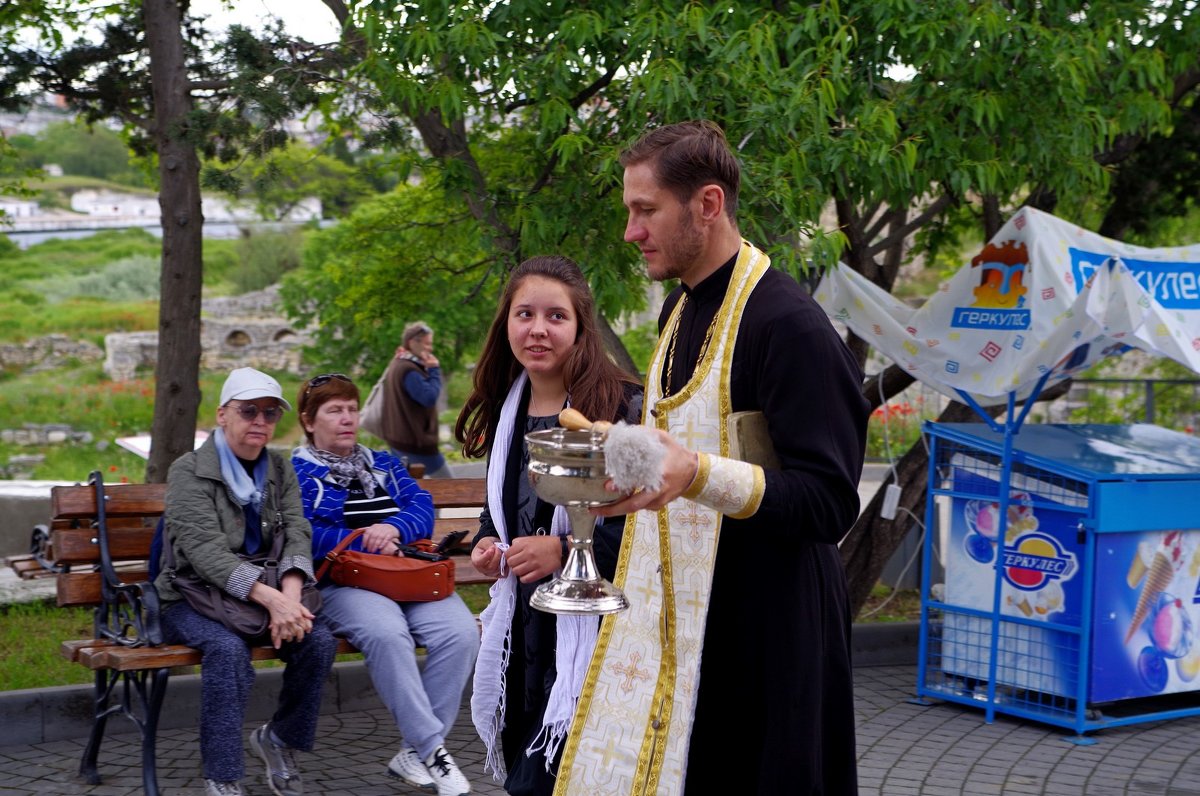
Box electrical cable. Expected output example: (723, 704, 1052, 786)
(867, 375, 944, 615)
(876, 373, 900, 485)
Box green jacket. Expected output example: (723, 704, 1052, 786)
(154, 433, 316, 606)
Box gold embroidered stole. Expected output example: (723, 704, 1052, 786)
(555, 242, 770, 795)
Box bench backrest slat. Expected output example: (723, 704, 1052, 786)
(50, 479, 486, 517)
(58, 569, 148, 607)
(50, 483, 166, 520)
(42, 476, 487, 608)
(420, 478, 487, 509)
(52, 525, 157, 565)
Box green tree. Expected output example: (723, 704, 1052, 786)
(0, 1, 75, 212)
(235, 140, 376, 220)
(0, 135, 36, 216)
(282, 171, 500, 378)
(313, 0, 1200, 614)
(1, 2, 357, 481)
(830, 1, 1200, 613)
(11, 120, 149, 187)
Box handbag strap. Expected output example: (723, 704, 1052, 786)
(316, 527, 372, 581)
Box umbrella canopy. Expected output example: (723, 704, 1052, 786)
(815, 207, 1200, 406)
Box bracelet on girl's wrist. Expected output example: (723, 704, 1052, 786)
(560, 535, 569, 563)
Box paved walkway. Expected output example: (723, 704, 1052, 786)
(4, 662, 1200, 794)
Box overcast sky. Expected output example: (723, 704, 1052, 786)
(189, 0, 342, 44)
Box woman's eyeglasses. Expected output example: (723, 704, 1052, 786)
(230, 403, 283, 423)
(303, 373, 352, 400)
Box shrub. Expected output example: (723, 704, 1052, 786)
(619, 320, 658, 378)
(867, 396, 938, 461)
(33, 255, 160, 302)
(232, 229, 304, 293)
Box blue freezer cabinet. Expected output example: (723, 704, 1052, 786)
(917, 422, 1200, 736)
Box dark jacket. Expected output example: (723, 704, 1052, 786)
(381, 356, 440, 454)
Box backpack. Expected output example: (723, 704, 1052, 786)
(359, 360, 393, 439)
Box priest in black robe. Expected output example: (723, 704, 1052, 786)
(557, 120, 869, 796)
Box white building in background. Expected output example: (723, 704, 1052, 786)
(201, 195, 323, 223)
(0, 96, 73, 138)
(66, 189, 322, 224)
(0, 199, 41, 218)
(70, 190, 159, 218)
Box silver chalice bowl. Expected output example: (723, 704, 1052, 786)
(525, 428, 630, 615)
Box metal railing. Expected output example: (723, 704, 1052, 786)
(864, 376, 1200, 464)
(1041, 377, 1200, 430)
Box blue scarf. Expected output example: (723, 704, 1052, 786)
(214, 428, 269, 553)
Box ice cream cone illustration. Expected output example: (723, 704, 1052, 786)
(1127, 540, 1154, 589)
(1034, 581, 1064, 617)
(1007, 594, 1033, 617)
(1125, 532, 1184, 645)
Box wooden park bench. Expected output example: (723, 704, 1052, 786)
(15, 470, 488, 796)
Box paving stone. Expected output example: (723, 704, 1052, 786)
(6, 622, 1200, 793)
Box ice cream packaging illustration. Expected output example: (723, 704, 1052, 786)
(1125, 531, 1185, 644)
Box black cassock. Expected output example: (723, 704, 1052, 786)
(660, 253, 869, 795)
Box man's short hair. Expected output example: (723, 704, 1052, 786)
(619, 120, 740, 219)
(403, 321, 432, 347)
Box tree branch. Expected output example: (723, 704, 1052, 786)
(866, 193, 954, 257)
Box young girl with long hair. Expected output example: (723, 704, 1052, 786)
(457, 255, 642, 796)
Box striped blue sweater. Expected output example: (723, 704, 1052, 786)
(291, 445, 434, 566)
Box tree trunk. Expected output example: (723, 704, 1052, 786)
(982, 194, 1003, 241)
(835, 197, 875, 371)
(144, 0, 203, 483)
(597, 313, 641, 380)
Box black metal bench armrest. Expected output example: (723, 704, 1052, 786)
(88, 471, 163, 647)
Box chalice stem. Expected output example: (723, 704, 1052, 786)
(561, 504, 602, 583)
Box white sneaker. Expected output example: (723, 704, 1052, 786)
(423, 745, 470, 796)
(205, 781, 245, 796)
(387, 744, 436, 791)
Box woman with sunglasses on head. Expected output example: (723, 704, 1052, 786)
(156, 367, 338, 796)
(292, 372, 479, 796)
(455, 255, 642, 795)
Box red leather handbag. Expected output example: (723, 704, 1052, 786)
(317, 528, 455, 602)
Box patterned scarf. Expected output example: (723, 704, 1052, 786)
(307, 444, 378, 498)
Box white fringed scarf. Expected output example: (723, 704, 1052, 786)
(470, 371, 600, 780)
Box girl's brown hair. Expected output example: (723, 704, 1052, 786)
(454, 255, 638, 458)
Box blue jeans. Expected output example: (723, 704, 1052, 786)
(162, 601, 338, 781)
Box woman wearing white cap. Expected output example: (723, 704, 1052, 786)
(154, 367, 338, 796)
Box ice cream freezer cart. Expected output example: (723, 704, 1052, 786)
(917, 421, 1200, 738)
